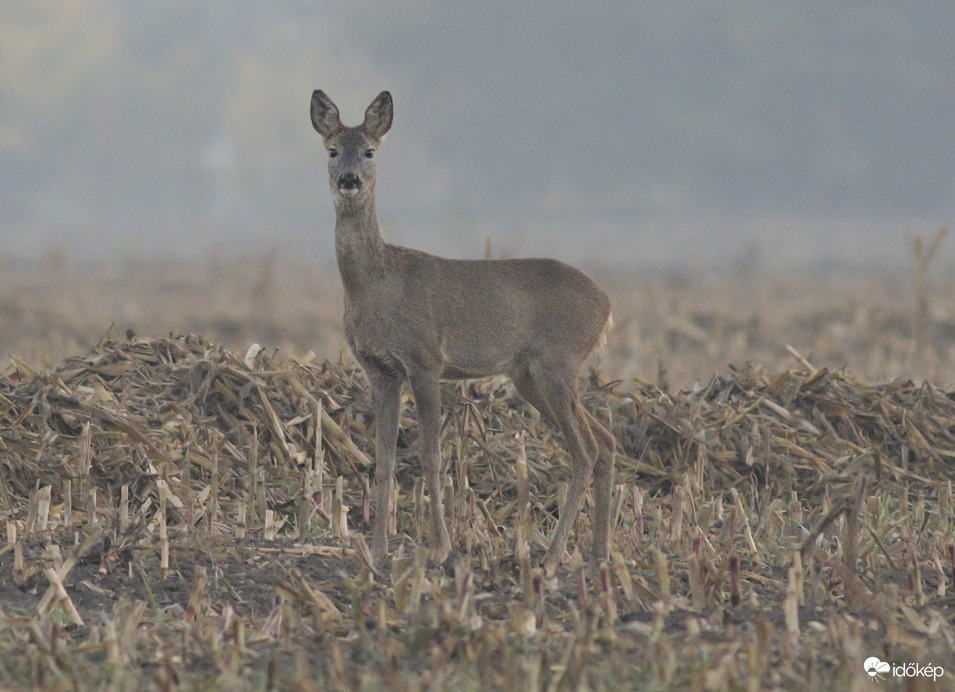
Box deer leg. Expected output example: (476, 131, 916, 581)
(408, 371, 452, 563)
(586, 412, 616, 561)
(362, 361, 403, 565)
(514, 366, 598, 572)
(544, 397, 597, 572)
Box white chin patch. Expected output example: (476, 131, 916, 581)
(339, 187, 359, 197)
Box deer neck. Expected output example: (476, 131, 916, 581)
(334, 197, 387, 294)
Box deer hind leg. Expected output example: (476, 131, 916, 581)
(586, 411, 616, 561)
(408, 370, 452, 563)
(361, 360, 403, 565)
(512, 364, 599, 572)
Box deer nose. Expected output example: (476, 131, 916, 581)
(339, 173, 361, 190)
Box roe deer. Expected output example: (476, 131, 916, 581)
(310, 90, 615, 572)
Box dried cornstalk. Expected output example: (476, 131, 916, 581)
(42, 567, 84, 626)
(159, 485, 169, 579)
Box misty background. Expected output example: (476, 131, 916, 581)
(2, 2, 954, 270)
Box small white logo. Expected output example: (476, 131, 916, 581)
(864, 657, 890, 682)
(864, 656, 944, 683)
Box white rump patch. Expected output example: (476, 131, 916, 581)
(598, 312, 614, 349)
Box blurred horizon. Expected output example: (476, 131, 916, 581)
(2, 2, 953, 270)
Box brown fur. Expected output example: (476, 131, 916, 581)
(311, 90, 615, 571)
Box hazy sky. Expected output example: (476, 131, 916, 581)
(2, 2, 953, 268)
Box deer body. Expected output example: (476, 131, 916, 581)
(311, 90, 615, 571)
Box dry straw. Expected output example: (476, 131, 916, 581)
(1, 330, 954, 688)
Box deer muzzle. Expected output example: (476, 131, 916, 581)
(338, 173, 361, 195)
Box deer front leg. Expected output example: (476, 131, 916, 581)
(408, 370, 452, 563)
(363, 362, 403, 565)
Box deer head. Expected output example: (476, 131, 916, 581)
(310, 90, 393, 207)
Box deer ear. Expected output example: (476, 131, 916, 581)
(311, 90, 341, 138)
(363, 91, 393, 140)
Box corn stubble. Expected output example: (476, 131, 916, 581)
(0, 314, 953, 689)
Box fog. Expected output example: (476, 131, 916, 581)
(2, 2, 953, 269)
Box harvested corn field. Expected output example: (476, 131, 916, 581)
(1, 314, 954, 690)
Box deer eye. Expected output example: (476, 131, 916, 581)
(364, 149, 375, 159)
(328, 148, 338, 158)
